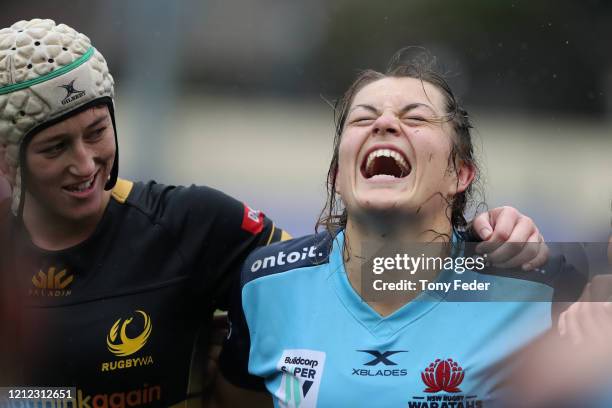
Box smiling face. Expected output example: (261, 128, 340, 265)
(23, 105, 115, 225)
(336, 76, 474, 225)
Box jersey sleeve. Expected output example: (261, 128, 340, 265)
(137, 181, 287, 310)
(217, 269, 266, 390)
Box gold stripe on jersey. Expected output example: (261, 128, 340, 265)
(111, 179, 134, 204)
(266, 225, 292, 246)
(265, 225, 277, 245)
(280, 230, 292, 242)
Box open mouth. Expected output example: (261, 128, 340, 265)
(361, 148, 411, 179)
(63, 172, 97, 194)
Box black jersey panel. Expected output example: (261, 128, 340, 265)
(0, 179, 282, 406)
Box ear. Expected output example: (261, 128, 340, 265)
(455, 161, 475, 194)
(334, 165, 347, 200)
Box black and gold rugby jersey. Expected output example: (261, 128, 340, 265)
(0, 179, 287, 407)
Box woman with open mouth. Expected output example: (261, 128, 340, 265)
(216, 48, 584, 407)
(0, 20, 551, 407)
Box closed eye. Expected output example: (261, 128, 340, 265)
(351, 117, 376, 125)
(401, 116, 429, 126)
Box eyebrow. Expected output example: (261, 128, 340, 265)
(349, 103, 437, 115)
(33, 115, 110, 147)
(85, 115, 110, 130)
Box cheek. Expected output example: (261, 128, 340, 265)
(97, 134, 117, 166)
(415, 137, 452, 171)
(336, 143, 359, 193)
(26, 155, 62, 186)
(102, 131, 116, 154)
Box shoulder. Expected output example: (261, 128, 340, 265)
(112, 178, 240, 220)
(477, 250, 587, 301)
(241, 232, 336, 287)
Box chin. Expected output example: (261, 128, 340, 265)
(355, 190, 417, 211)
(61, 199, 103, 222)
(353, 200, 412, 220)
(58, 209, 96, 224)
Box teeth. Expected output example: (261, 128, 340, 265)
(67, 178, 94, 192)
(365, 148, 410, 176)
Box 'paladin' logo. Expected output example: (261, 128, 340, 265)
(107, 310, 152, 357)
(59, 79, 86, 105)
(30, 267, 73, 297)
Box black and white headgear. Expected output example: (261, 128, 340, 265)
(0, 18, 118, 215)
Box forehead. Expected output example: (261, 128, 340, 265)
(351, 77, 447, 114)
(31, 105, 110, 142)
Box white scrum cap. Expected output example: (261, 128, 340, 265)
(0, 18, 117, 215)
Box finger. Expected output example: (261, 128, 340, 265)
(558, 310, 567, 337)
(494, 230, 540, 269)
(565, 302, 584, 345)
(522, 237, 549, 271)
(487, 217, 537, 266)
(567, 285, 590, 342)
(475, 207, 518, 254)
(580, 301, 608, 346)
(584, 282, 612, 337)
(471, 211, 494, 242)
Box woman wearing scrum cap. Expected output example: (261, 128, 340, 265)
(0, 20, 547, 406)
(215, 48, 582, 407)
(0, 18, 287, 406)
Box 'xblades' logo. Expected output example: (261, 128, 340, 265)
(352, 350, 409, 377)
(358, 350, 408, 366)
(59, 79, 86, 105)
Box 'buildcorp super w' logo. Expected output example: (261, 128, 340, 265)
(101, 310, 154, 372)
(29, 267, 74, 297)
(422, 358, 464, 393)
(107, 310, 152, 356)
(276, 349, 326, 408)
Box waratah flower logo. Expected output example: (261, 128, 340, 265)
(421, 358, 465, 393)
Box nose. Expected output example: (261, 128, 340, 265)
(372, 112, 400, 136)
(68, 139, 96, 177)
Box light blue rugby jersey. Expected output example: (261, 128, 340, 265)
(220, 231, 583, 408)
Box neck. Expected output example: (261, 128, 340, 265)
(343, 211, 452, 317)
(22, 191, 110, 251)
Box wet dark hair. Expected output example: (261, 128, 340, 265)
(316, 47, 481, 238)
